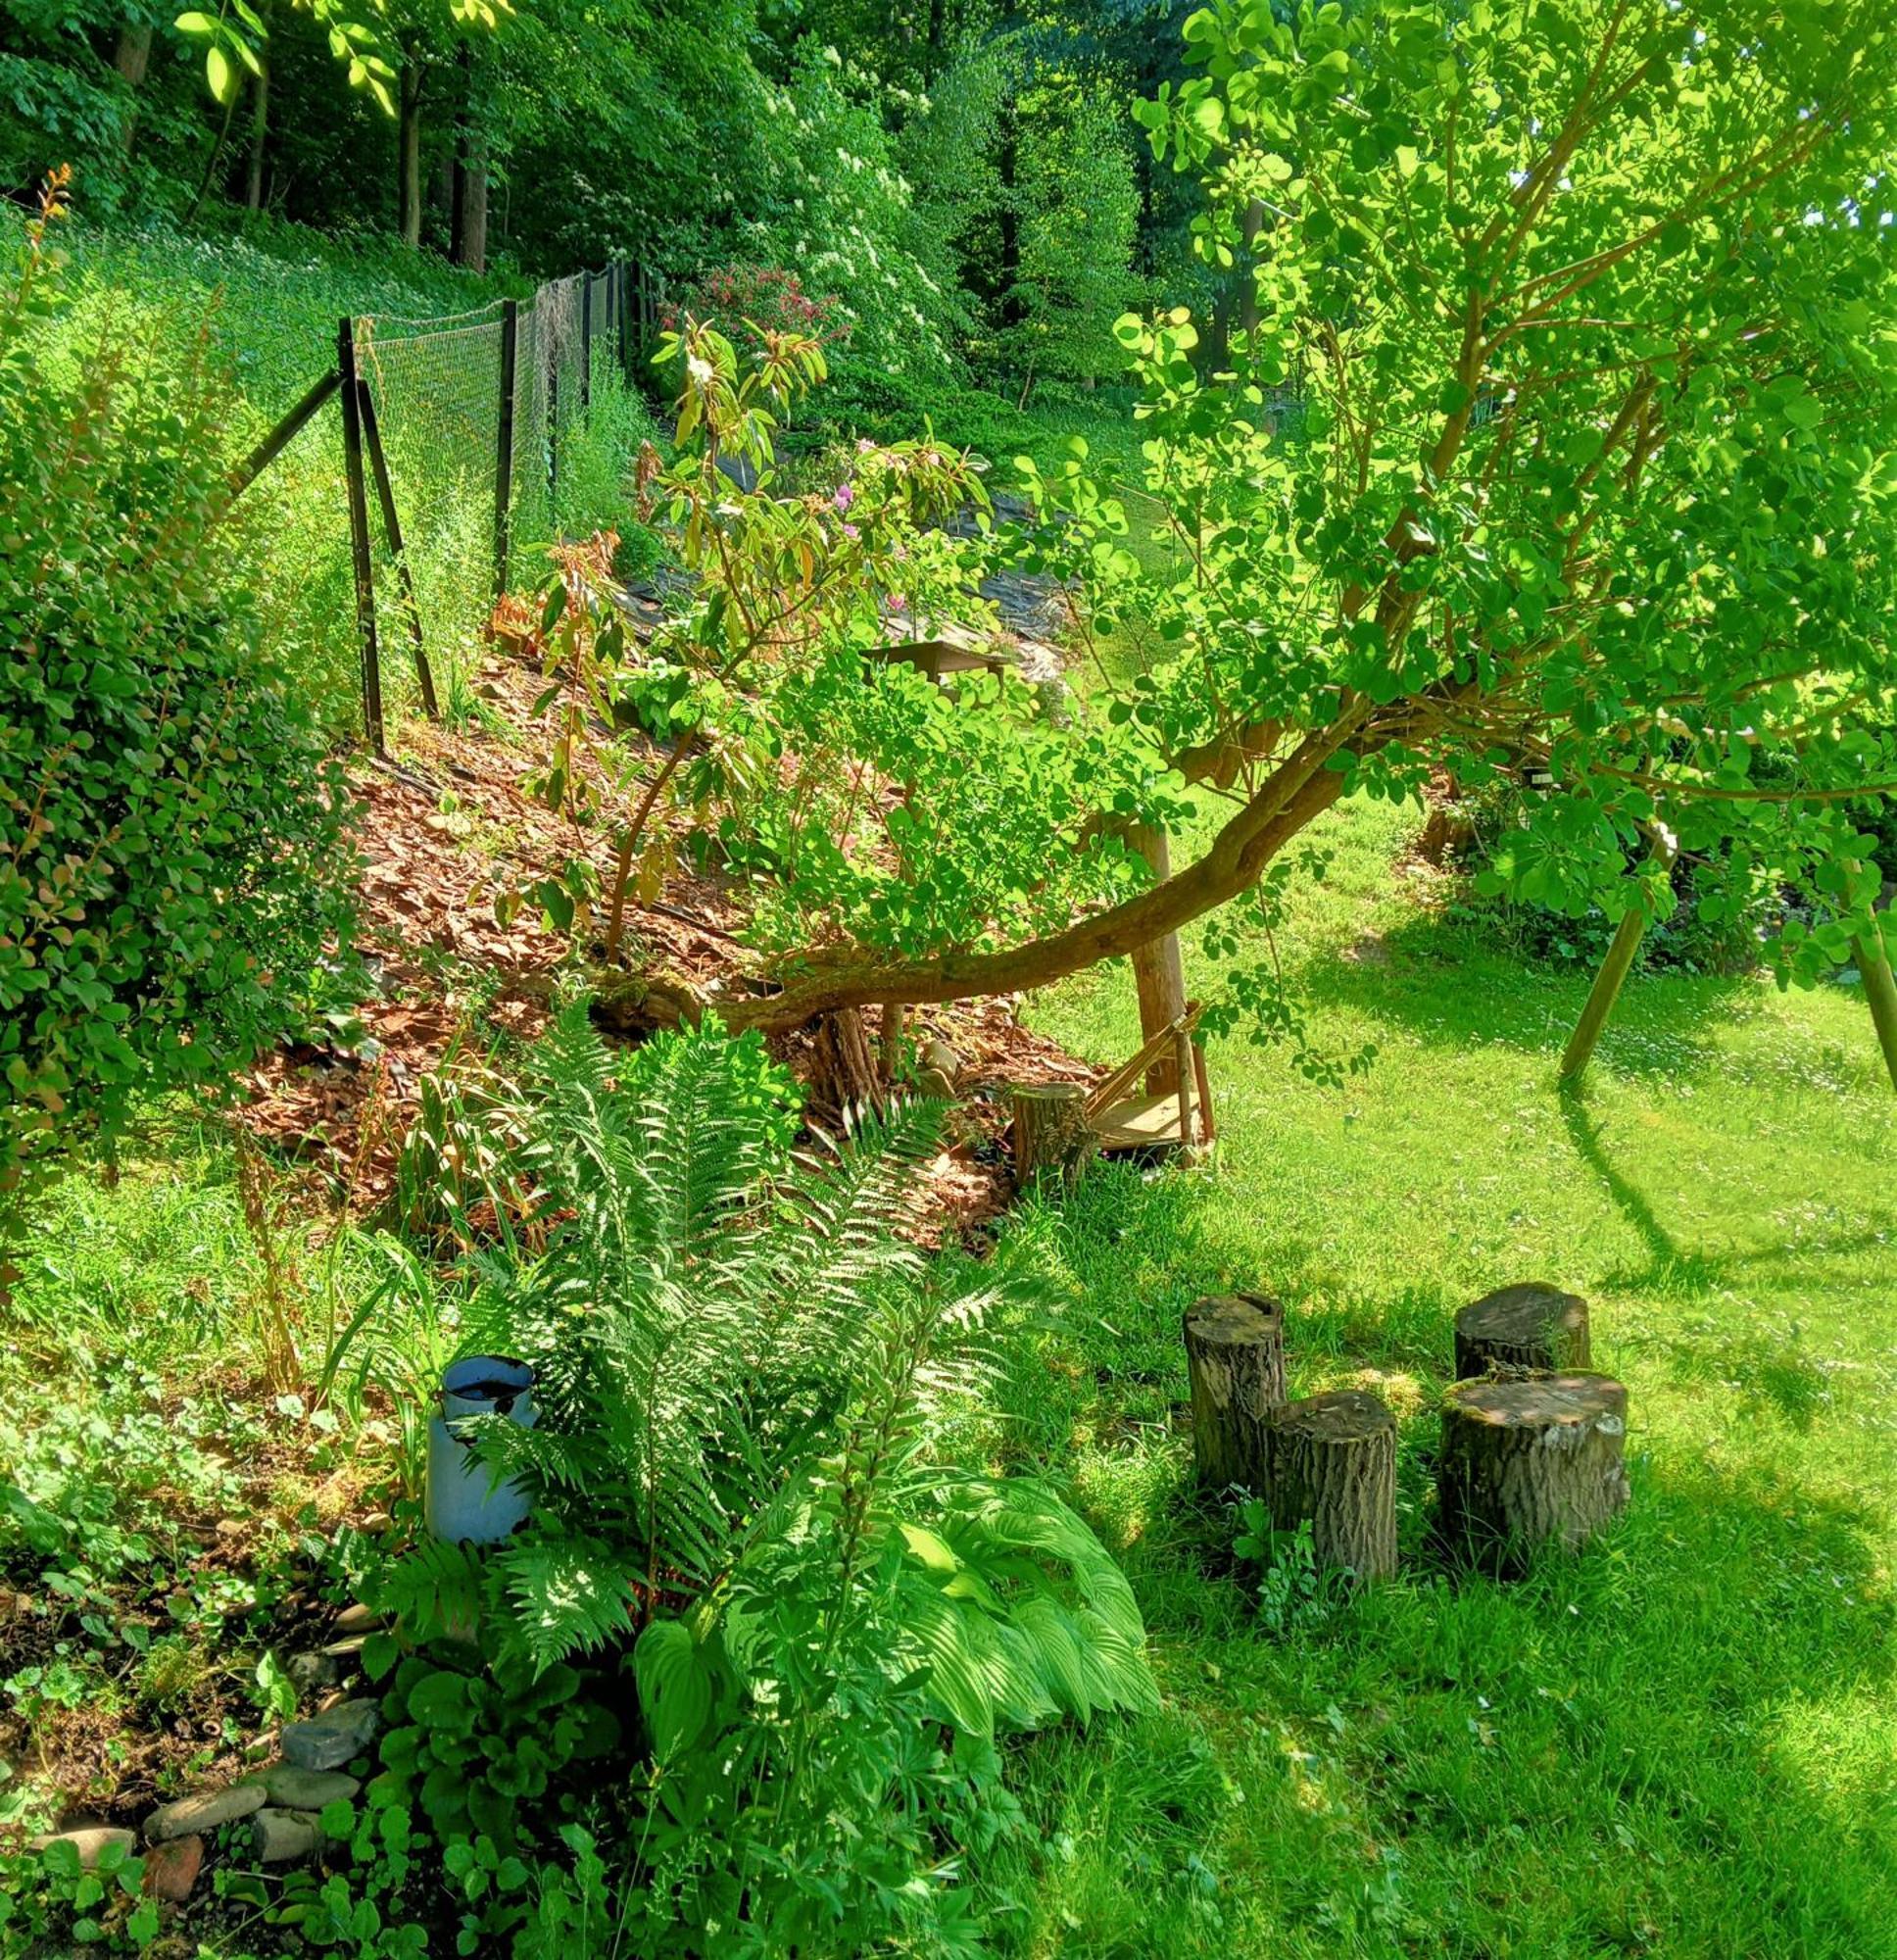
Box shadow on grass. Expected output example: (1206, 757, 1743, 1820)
(1295, 907, 1758, 1082)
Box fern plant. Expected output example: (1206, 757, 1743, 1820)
(360, 1005, 1156, 1953)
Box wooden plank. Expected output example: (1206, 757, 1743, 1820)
(1092, 1092, 1189, 1152)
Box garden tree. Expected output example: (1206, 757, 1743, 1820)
(585, 0, 1897, 1059)
(1002, 77, 1143, 399)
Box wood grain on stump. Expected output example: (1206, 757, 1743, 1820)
(1437, 1371, 1629, 1572)
(1264, 1389, 1397, 1582)
(1183, 1294, 1287, 1492)
(1011, 1081, 1095, 1185)
(1453, 1283, 1591, 1379)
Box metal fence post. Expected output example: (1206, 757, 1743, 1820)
(617, 261, 631, 382)
(580, 273, 593, 416)
(337, 317, 384, 756)
(357, 376, 438, 719)
(493, 296, 518, 600)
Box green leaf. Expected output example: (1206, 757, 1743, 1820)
(633, 1619, 711, 1762)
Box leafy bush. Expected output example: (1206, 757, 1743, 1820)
(1442, 778, 1772, 976)
(0, 184, 351, 1227)
(340, 1008, 1155, 1953)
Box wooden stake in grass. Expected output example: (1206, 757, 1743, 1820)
(1453, 1283, 1591, 1379)
(1010, 1082, 1094, 1186)
(1851, 919, 1897, 1096)
(1558, 835, 1678, 1085)
(1263, 1390, 1398, 1582)
(1182, 1294, 1287, 1491)
(1436, 1372, 1629, 1573)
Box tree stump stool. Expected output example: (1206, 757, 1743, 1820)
(1011, 1082, 1095, 1185)
(1182, 1294, 1287, 1492)
(1437, 1372, 1629, 1572)
(1263, 1390, 1397, 1582)
(1453, 1283, 1591, 1379)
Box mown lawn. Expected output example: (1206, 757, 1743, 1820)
(984, 796, 1897, 1958)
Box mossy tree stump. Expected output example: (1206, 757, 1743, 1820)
(1437, 1371, 1629, 1573)
(1183, 1294, 1287, 1492)
(1453, 1283, 1591, 1378)
(1263, 1390, 1397, 1582)
(1011, 1082, 1094, 1186)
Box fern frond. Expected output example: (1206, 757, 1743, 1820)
(494, 1534, 643, 1671)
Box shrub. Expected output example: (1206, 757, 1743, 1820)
(0, 181, 351, 1227)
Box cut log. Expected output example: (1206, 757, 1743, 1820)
(1011, 1081, 1094, 1185)
(1437, 1372, 1629, 1572)
(1182, 1294, 1287, 1491)
(1264, 1390, 1397, 1582)
(1453, 1283, 1591, 1379)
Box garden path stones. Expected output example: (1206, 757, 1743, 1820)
(144, 1782, 265, 1842)
(255, 1765, 360, 1809)
(30, 1825, 135, 1866)
(279, 1695, 380, 1770)
(251, 1808, 323, 1862)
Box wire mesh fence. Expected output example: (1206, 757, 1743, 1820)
(233, 260, 665, 749)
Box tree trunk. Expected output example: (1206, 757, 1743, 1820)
(397, 50, 424, 250)
(244, 51, 269, 213)
(114, 23, 153, 154)
(1238, 196, 1264, 347)
(1264, 1390, 1397, 1582)
(811, 1008, 883, 1118)
(1436, 1372, 1629, 1573)
(1010, 1082, 1093, 1186)
(1183, 1294, 1286, 1492)
(711, 729, 1358, 1035)
(1453, 1284, 1591, 1380)
(456, 125, 489, 273)
(1128, 822, 1185, 1096)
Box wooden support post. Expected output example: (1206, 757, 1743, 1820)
(1174, 1024, 1196, 1150)
(1264, 1390, 1397, 1582)
(1191, 1034, 1217, 1144)
(1010, 1082, 1094, 1186)
(1559, 837, 1678, 1084)
(878, 1001, 906, 1090)
(1437, 1372, 1629, 1572)
(355, 377, 438, 719)
(493, 297, 518, 601)
(1851, 914, 1897, 1096)
(580, 272, 593, 415)
(1453, 1283, 1590, 1380)
(337, 318, 383, 757)
(1128, 822, 1186, 1095)
(226, 368, 341, 507)
(1183, 1294, 1286, 1491)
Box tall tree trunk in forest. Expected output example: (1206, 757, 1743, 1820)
(451, 42, 487, 273)
(114, 22, 153, 154)
(1239, 197, 1264, 343)
(997, 94, 1020, 327)
(397, 46, 424, 249)
(244, 51, 269, 211)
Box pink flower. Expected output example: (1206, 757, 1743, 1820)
(833, 481, 854, 513)
(841, 522, 860, 542)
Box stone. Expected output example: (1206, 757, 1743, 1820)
(142, 1834, 204, 1903)
(285, 1648, 341, 1696)
(144, 1783, 265, 1843)
(250, 1808, 323, 1863)
(914, 1066, 957, 1102)
(332, 1602, 380, 1637)
(279, 1696, 379, 1771)
(30, 1826, 135, 1868)
(321, 1634, 367, 1662)
(921, 1039, 961, 1082)
(258, 1765, 360, 1809)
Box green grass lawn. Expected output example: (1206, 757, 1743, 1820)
(984, 796, 1897, 1958)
